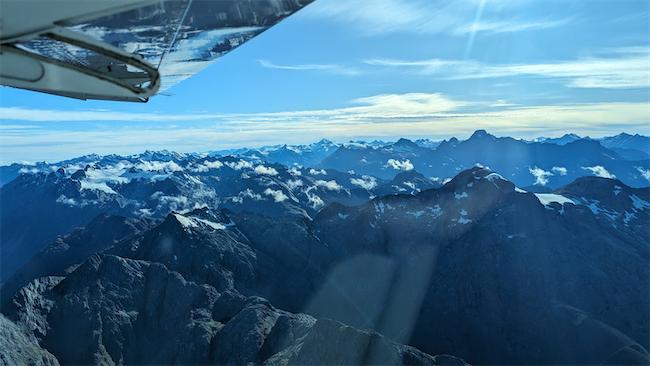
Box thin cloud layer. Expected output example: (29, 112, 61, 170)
(1, 93, 649, 164)
(258, 60, 360, 76)
(365, 48, 650, 89)
(299, 0, 570, 37)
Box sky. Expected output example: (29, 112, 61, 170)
(1, 0, 649, 164)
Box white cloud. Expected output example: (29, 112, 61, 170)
(350, 175, 378, 190)
(288, 168, 302, 176)
(135, 161, 183, 172)
(238, 188, 264, 201)
(314, 180, 342, 191)
(299, 0, 569, 37)
(152, 194, 190, 212)
(225, 160, 253, 171)
(2, 94, 649, 164)
(451, 17, 572, 36)
(264, 188, 289, 202)
(386, 159, 414, 171)
(309, 168, 328, 175)
(365, 49, 650, 89)
(258, 60, 359, 76)
(0, 107, 229, 122)
(307, 191, 325, 209)
(191, 160, 223, 172)
(19, 167, 40, 174)
(529, 166, 553, 186)
(551, 166, 568, 176)
(286, 179, 303, 191)
(582, 166, 616, 179)
(254, 165, 279, 176)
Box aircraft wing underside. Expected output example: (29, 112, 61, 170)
(0, 0, 314, 102)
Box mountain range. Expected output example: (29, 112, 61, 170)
(1, 167, 648, 365)
(2, 131, 648, 188)
(1, 131, 648, 286)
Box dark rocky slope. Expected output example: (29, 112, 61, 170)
(3, 254, 466, 365)
(1, 214, 160, 304)
(2, 167, 647, 365)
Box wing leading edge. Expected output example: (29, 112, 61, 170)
(0, 0, 314, 102)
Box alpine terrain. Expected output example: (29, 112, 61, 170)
(0, 132, 648, 365)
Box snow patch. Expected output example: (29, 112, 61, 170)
(427, 204, 443, 218)
(637, 167, 650, 182)
(452, 217, 471, 224)
(486, 173, 505, 182)
(403, 181, 416, 190)
(407, 210, 425, 218)
(583, 199, 619, 220)
(455, 192, 468, 199)
(338, 213, 349, 219)
(515, 187, 527, 193)
(534, 194, 576, 207)
(614, 185, 622, 196)
(173, 213, 195, 228)
(630, 195, 650, 210)
(173, 213, 226, 230)
(80, 181, 117, 194)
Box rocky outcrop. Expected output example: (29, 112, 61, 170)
(0, 314, 59, 366)
(3, 253, 465, 365)
(1, 214, 159, 304)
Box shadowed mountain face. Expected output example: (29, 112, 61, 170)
(314, 131, 650, 188)
(2, 131, 648, 283)
(0, 214, 161, 304)
(0, 156, 441, 282)
(2, 167, 647, 365)
(2, 254, 467, 366)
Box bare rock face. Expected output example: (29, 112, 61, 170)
(264, 317, 469, 366)
(4, 253, 464, 365)
(0, 314, 59, 366)
(1, 214, 160, 304)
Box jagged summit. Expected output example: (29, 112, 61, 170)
(468, 129, 496, 141)
(394, 138, 419, 148)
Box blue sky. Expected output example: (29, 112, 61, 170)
(1, 0, 649, 164)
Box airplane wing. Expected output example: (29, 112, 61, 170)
(0, 0, 314, 102)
